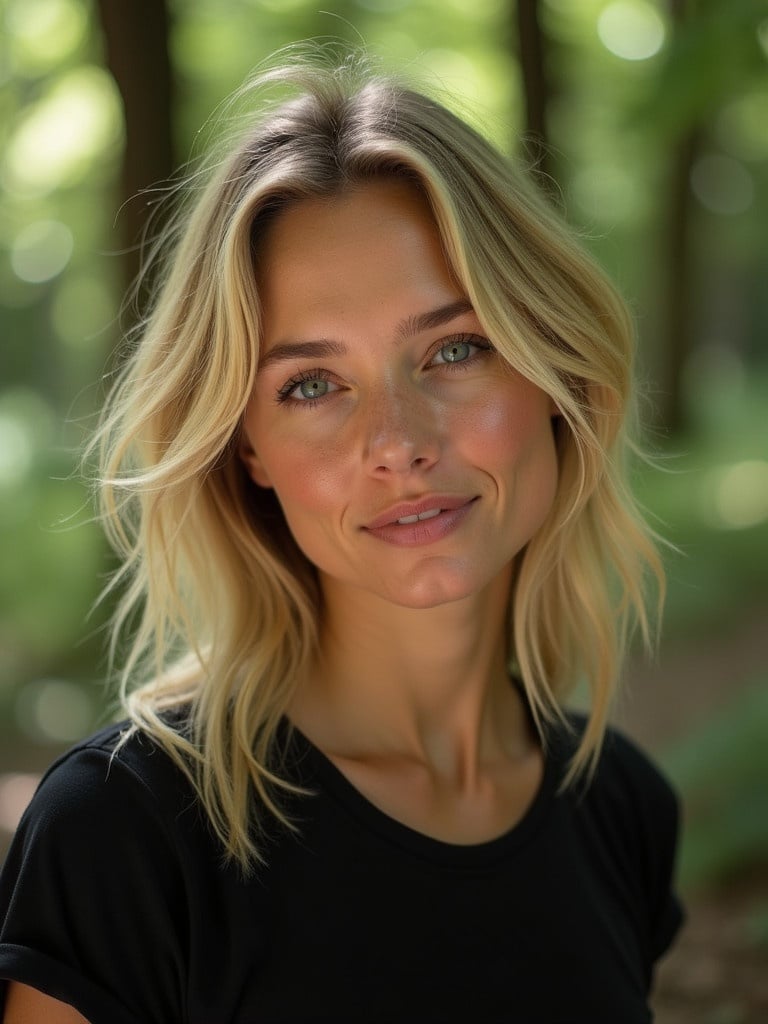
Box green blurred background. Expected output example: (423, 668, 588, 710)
(1, 0, 767, 1017)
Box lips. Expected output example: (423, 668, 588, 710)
(364, 495, 476, 531)
(395, 507, 441, 525)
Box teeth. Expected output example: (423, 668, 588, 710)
(397, 507, 441, 525)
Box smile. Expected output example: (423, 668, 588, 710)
(396, 508, 441, 525)
(363, 496, 478, 547)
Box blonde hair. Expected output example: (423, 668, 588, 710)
(95, 50, 663, 869)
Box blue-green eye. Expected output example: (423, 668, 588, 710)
(297, 378, 330, 399)
(276, 370, 338, 405)
(439, 339, 472, 363)
(432, 335, 492, 367)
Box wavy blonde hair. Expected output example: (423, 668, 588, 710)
(96, 50, 663, 869)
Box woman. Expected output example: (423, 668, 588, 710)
(0, 53, 682, 1023)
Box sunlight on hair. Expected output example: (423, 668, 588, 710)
(597, 1, 666, 62)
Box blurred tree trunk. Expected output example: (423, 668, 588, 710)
(96, 0, 176, 303)
(657, 0, 698, 433)
(515, 0, 553, 183)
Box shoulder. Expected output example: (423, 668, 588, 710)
(550, 712, 684, 960)
(12, 718, 203, 863)
(598, 720, 680, 833)
(0, 721, 203, 1023)
(549, 710, 682, 886)
(558, 711, 680, 817)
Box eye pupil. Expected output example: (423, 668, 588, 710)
(442, 340, 470, 363)
(299, 379, 328, 399)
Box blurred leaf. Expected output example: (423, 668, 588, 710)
(661, 675, 768, 890)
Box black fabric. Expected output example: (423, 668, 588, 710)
(0, 713, 683, 1023)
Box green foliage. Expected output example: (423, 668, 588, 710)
(635, 0, 768, 139)
(635, 366, 768, 637)
(661, 675, 768, 892)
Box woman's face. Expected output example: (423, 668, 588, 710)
(241, 179, 559, 610)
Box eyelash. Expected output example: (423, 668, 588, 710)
(274, 333, 493, 406)
(275, 368, 335, 405)
(429, 333, 493, 367)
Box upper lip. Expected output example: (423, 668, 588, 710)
(364, 495, 476, 530)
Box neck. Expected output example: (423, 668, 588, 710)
(289, 567, 535, 784)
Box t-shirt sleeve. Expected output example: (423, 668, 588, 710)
(603, 728, 685, 965)
(0, 741, 189, 1024)
(646, 780, 684, 962)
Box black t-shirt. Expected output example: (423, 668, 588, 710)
(0, 713, 683, 1023)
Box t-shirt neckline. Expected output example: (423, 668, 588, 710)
(285, 714, 563, 869)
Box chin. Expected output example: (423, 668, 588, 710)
(380, 566, 490, 611)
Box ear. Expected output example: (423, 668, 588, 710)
(239, 434, 273, 489)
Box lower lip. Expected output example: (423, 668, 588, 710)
(363, 499, 478, 547)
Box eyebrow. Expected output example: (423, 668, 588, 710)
(396, 298, 475, 341)
(258, 298, 475, 370)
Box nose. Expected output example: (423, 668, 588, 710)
(363, 380, 441, 476)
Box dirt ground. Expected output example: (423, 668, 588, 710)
(652, 871, 768, 1024)
(615, 608, 768, 1024)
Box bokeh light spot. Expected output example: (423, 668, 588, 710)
(702, 461, 768, 531)
(597, 1, 666, 61)
(4, 65, 121, 196)
(6, 0, 88, 72)
(0, 389, 57, 482)
(757, 19, 768, 58)
(0, 415, 34, 485)
(15, 678, 94, 744)
(11, 220, 74, 283)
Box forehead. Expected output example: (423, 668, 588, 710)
(255, 180, 463, 340)
(259, 177, 436, 253)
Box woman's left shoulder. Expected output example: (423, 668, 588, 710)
(552, 710, 682, 868)
(598, 720, 680, 820)
(563, 711, 679, 810)
(560, 713, 685, 960)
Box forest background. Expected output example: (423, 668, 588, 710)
(0, 0, 767, 1019)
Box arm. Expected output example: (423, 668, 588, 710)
(3, 982, 91, 1024)
(0, 738, 188, 1024)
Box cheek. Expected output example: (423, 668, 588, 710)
(456, 381, 556, 466)
(256, 430, 351, 523)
